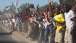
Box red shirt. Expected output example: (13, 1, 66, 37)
(24, 16, 29, 22)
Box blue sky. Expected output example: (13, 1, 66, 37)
(0, 0, 59, 11)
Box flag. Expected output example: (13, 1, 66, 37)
(6, 6, 10, 10)
(14, 0, 18, 6)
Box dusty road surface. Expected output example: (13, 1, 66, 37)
(0, 23, 38, 43)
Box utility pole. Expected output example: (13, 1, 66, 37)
(27, 0, 29, 7)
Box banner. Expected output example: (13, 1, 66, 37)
(6, 6, 10, 10)
(14, 0, 18, 6)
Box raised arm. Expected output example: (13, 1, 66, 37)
(48, 0, 53, 10)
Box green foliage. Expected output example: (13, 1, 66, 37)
(18, 3, 34, 12)
(53, 2, 59, 7)
(40, 2, 59, 11)
(60, 0, 75, 6)
(19, 4, 27, 12)
(3, 6, 10, 13)
(0, 10, 3, 15)
(40, 4, 50, 10)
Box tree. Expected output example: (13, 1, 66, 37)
(40, 4, 50, 11)
(40, 2, 58, 11)
(19, 4, 27, 12)
(53, 2, 59, 7)
(19, 3, 34, 13)
(3, 5, 16, 18)
(0, 10, 3, 15)
(3, 6, 10, 13)
(59, 0, 75, 6)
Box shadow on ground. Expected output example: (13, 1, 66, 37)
(0, 40, 29, 43)
(0, 31, 29, 43)
(0, 31, 12, 35)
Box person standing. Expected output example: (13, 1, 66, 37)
(64, 3, 76, 43)
(50, 6, 65, 43)
(16, 16, 21, 32)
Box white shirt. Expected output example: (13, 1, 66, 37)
(12, 19, 15, 23)
(43, 19, 47, 29)
(64, 10, 75, 29)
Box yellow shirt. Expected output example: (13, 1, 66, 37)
(54, 13, 65, 31)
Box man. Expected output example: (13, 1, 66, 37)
(55, 7, 65, 43)
(50, 6, 65, 43)
(64, 4, 76, 43)
(17, 16, 21, 32)
(71, 15, 76, 43)
(24, 15, 29, 33)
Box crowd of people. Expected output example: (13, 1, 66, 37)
(1, 1, 76, 43)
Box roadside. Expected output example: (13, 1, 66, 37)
(1, 24, 38, 43)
